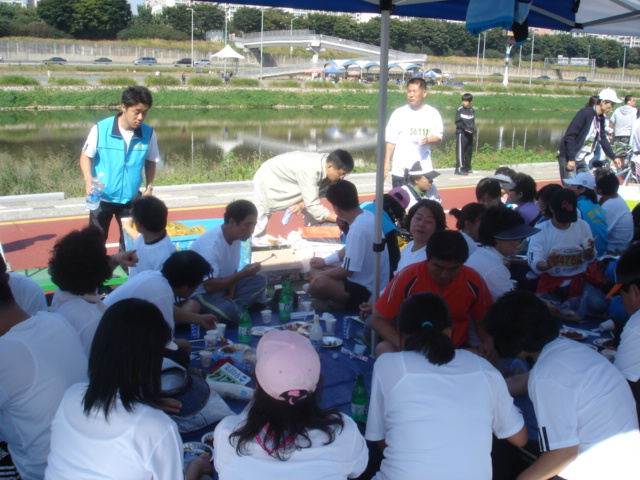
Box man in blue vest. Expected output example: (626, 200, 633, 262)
(80, 86, 159, 250)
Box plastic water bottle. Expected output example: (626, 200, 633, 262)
(351, 373, 369, 423)
(190, 323, 201, 340)
(281, 208, 292, 225)
(310, 314, 323, 354)
(279, 278, 292, 323)
(238, 305, 252, 345)
(85, 173, 105, 211)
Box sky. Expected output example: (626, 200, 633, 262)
(128, 0, 146, 13)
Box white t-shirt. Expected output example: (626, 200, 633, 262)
(8, 272, 47, 316)
(615, 309, 640, 382)
(104, 270, 175, 331)
(365, 350, 523, 480)
(0, 312, 88, 480)
(213, 411, 368, 480)
(83, 123, 160, 163)
(601, 195, 633, 254)
(51, 290, 106, 358)
(395, 240, 427, 273)
(191, 225, 240, 296)
(529, 337, 640, 480)
(45, 383, 184, 480)
(460, 231, 479, 257)
(128, 233, 177, 278)
(343, 210, 389, 295)
(527, 219, 593, 276)
(386, 104, 444, 176)
(466, 247, 513, 302)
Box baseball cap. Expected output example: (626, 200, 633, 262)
(491, 174, 516, 191)
(255, 330, 320, 405)
(408, 161, 441, 181)
(388, 187, 410, 209)
(494, 225, 540, 241)
(550, 188, 578, 223)
(598, 88, 622, 104)
(564, 172, 595, 190)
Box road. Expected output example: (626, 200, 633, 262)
(0, 164, 560, 271)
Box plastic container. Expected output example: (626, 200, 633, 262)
(85, 173, 105, 210)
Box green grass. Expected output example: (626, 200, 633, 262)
(304, 81, 336, 89)
(228, 77, 261, 87)
(0, 75, 39, 86)
(47, 77, 89, 86)
(188, 76, 224, 87)
(144, 75, 181, 86)
(337, 81, 368, 89)
(268, 80, 301, 88)
(98, 76, 138, 86)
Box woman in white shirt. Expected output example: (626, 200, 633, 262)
(365, 292, 527, 480)
(395, 199, 446, 273)
(449, 202, 486, 257)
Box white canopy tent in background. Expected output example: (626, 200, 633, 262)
(212, 44, 245, 73)
(202, 0, 640, 321)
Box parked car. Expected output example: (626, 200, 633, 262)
(431, 68, 442, 74)
(173, 58, 192, 67)
(42, 57, 67, 65)
(93, 57, 112, 63)
(489, 72, 503, 77)
(133, 57, 157, 66)
(195, 58, 211, 66)
(537, 75, 551, 80)
(574, 76, 589, 82)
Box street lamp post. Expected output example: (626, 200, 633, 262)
(481, 31, 486, 85)
(259, 7, 264, 81)
(528, 31, 535, 87)
(475, 34, 481, 78)
(186, 6, 194, 68)
(290, 18, 294, 35)
(621, 45, 627, 90)
(224, 4, 228, 45)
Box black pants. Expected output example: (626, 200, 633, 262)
(456, 131, 473, 172)
(391, 175, 406, 188)
(89, 199, 134, 252)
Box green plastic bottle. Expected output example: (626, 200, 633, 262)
(279, 278, 292, 323)
(351, 373, 369, 423)
(238, 305, 252, 345)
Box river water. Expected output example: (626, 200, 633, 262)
(0, 107, 575, 168)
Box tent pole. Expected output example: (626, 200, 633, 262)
(371, 1, 392, 357)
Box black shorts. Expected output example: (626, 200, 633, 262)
(343, 278, 372, 310)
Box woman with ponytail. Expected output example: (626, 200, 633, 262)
(365, 292, 527, 480)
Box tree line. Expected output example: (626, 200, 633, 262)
(0, 2, 637, 69)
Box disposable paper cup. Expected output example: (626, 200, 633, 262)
(261, 309, 272, 324)
(324, 316, 337, 334)
(215, 323, 227, 338)
(204, 334, 217, 349)
(300, 301, 313, 312)
(601, 348, 616, 363)
(206, 330, 217, 336)
(353, 343, 367, 356)
(199, 350, 213, 368)
(600, 319, 615, 332)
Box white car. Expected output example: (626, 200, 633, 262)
(195, 58, 211, 66)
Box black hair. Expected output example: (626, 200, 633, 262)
(0, 254, 6, 275)
(326, 149, 354, 173)
(224, 199, 258, 224)
(462, 92, 473, 102)
(625, 95, 634, 105)
(83, 298, 170, 418)
(477, 206, 524, 247)
(382, 193, 406, 225)
(585, 95, 599, 107)
(617, 243, 640, 294)
(426, 230, 469, 264)
(229, 381, 344, 461)
(510, 173, 537, 204)
(483, 291, 559, 358)
(0, 274, 15, 307)
(326, 179, 359, 211)
(398, 292, 455, 366)
(404, 199, 446, 233)
(161, 250, 212, 289)
(475, 178, 502, 202)
(407, 77, 426, 90)
(494, 166, 517, 180)
(594, 169, 620, 196)
(449, 203, 486, 231)
(535, 183, 563, 219)
(121, 86, 153, 108)
(49, 226, 112, 295)
(573, 184, 598, 203)
(131, 196, 168, 233)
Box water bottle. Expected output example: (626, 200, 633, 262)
(238, 305, 252, 345)
(85, 173, 105, 211)
(281, 208, 292, 225)
(279, 278, 292, 323)
(310, 314, 323, 353)
(351, 373, 369, 423)
(190, 323, 201, 340)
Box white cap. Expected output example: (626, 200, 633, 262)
(564, 172, 595, 190)
(599, 88, 622, 104)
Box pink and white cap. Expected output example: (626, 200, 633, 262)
(255, 330, 320, 405)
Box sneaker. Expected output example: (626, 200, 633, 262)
(454, 169, 469, 176)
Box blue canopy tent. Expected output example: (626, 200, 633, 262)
(201, 0, 635, 343)
(323, 66, 345, 74)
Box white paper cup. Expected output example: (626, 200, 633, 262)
(206, 329, 217, 337)
(199, 350, 213, 368)
(215, 323, 227, 338)
(601, 348, 617, 363)
(204, 334, 217, 349)
(261, 309, 272, 324)
(353, 343, 367, 356)
(600, 319, 615, 332)
(324, 316, 337, 334)
(300, 301, 313, 312)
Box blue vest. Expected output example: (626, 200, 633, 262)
(93, 115, 153, 205)
(577, 196, 608, 255)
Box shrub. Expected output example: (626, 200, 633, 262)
(48, 77, 89, 86)
(117, 24, 188, 41)
(431, 84, 454, 92)
(23, 21, 71, 39)
(509, 86, 533, 94)
(228, 77, 261, 87)
(144, 75, 181, 86)
(304, 81, 335, 89)
(188, 76, 224, 86)
(268, 80, 300, 88)
(99, 77, 138, 86)
(338, 81, 367, 89)
(0, 75, 39, 86)
(485, 85, 508, 93)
